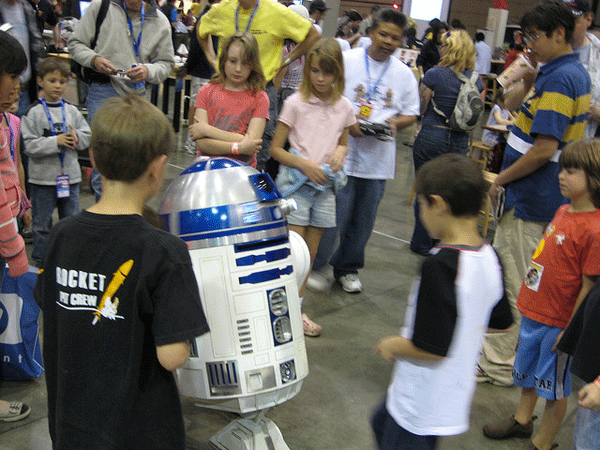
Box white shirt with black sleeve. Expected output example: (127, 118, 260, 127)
(386, 243, 512, 436)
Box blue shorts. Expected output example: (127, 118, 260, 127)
(513, 316, 571, 400)
(286, 184, 336, 228)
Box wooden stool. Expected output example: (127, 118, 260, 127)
(480, 171, 498, 237)
(481, 74, 498, 108)
(469, 141, 494, 169)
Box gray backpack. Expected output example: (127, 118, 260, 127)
(432, 71, 484, 132)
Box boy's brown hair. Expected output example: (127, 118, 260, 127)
(415, 153, 486, 217)
(37, 57, 70, 79)
(90, 94, 174, 182)
(559, 138, 600, 208)
(211, 32, 266, 93)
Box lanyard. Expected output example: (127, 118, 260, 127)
(3, 113, 15, 164)
(123, 0, 145, 59)
(235, 0, 259, 33)
(364, 48, 391, 101)
(41, 98, 67, 168)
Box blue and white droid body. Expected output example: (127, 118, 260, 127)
(159, 157, 309, 449)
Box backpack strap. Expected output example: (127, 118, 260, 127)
(430, 70, 478, 121)
(90, 0, 110, 50)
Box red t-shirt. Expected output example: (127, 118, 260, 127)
(195, 83, 269, 167)
(517, 205, 600, 328)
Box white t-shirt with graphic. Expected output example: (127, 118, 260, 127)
(343, 48, 419, 179)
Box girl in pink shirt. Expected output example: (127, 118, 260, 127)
(189, 32, 269, 168)
(271, 39, 356, 337)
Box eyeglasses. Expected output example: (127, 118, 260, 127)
(522, 32, 542, 45)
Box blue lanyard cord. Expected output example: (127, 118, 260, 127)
(235, 0, 259, 33)
(364, 47, 391, 102)
(123, 0, 145, 59)
(3, 113, 15, 164)
(40, 98, 68, 169)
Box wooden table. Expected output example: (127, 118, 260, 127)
(482, 124, 509, 134)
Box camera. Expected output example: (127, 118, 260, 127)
(357, 119, 394, 141)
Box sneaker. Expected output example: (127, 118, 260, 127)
(21, 226, 33, 245)
(306, 272, 331, 292)
(0, 401, 31, 422)
(483, 415, 536, 440)
(183, 137, 196, 155)
(337, 274, 362, 293)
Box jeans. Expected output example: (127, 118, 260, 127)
(318, 176, 386, 279)
(31, 183, 80, 264)
(410, 126, 469, 254)
(258, 82, 277, 173)
(371, 402, 438, 450)
(87, 82, 120, 201)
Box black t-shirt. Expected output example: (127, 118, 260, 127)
(28, 0, 58, 34)
(557, 282, 600, 383)
(35, 211, 209, 450)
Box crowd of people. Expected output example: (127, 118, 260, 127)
(1, 0, 600, 450)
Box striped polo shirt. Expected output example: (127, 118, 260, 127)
(502, 52, 591, 223)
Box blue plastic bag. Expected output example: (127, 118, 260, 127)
(0, 266, 44, 380)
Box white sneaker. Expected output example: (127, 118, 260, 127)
(306, 272, 331, 292)
(337, 274, 362, 293)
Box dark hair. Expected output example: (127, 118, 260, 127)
(335, 29, 345, 38)
(415, 154, 486, 217)
(372, 8, 407, 32)
(430, 20, 449, 44)
(475, 32, 486, 42)
(90, 95, 174, 182)
(521, 0, 575, 44)
(0, 31, 27, 77)
(346, 10, 362, 22)
(451, 19, 465, 29)
(37, 57, 70, 80)
(559, 138, 600, 208)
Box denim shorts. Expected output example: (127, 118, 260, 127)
(286, 184, 336, 228)
(513, 316, 572, 400)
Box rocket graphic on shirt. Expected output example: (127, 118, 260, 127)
(92, 259, 134, 324)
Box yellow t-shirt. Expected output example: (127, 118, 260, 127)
(198, 0, 312, 81)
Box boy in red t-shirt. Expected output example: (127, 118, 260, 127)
(483, 138, 600, 450)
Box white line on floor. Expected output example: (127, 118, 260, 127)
(372, 230, 410, 244)
(168, 163, 186, 170)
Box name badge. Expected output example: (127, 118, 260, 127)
(56, 174, 70, 198)
(359, 101, 373, 119)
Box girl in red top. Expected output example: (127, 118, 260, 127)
(0, 30, 31, 423)
(189, 32, 269, 168)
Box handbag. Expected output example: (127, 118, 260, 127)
(70, 0, 111, 84)
(0, 266, 44, 380)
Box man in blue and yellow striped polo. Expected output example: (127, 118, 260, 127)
(478, 0, 591, 388)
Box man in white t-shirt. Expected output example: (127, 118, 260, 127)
(474, 32, 492, 74)
(312, 8, 419, 294)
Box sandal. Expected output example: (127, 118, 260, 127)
(0, 401, 31, 422)
(302, 313, 322, 337)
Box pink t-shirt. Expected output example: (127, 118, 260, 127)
(195, 82, 269, 167)
(278, 92, 356, 165)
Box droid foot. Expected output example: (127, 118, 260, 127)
(302, 314, 322, 337)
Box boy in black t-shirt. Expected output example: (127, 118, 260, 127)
(35, 95, 209, 450)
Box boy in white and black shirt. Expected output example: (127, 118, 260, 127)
(373, 154, 512, 450)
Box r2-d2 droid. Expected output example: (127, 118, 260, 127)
(159, 157, 310, 450)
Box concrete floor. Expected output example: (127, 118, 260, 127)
(0, 96, 580, 449)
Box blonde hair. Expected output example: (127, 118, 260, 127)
(438, 29, 475, 74)
(299, 39, 345, 102)
(559, 138, 600, 208)
(211, 32, 266, 93)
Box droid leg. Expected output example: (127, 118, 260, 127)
(209, 409, 290, 450)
